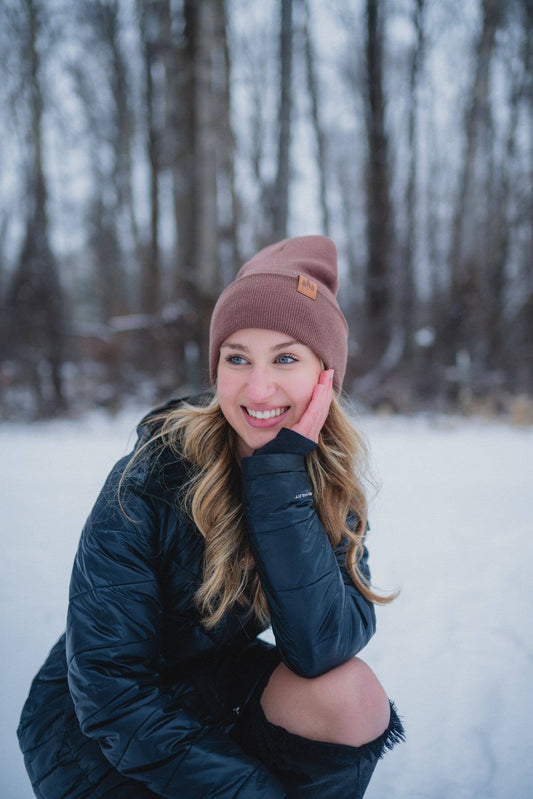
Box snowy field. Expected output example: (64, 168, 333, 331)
(1, 407, 532, 798)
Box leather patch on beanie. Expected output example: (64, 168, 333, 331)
(297, 275, 318, 300)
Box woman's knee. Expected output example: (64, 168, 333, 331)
(322, 657, 391, 746)
(260, 657, 390, 748)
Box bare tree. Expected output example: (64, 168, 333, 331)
(402, 0, 426, 360)
(217, 0, 240, 287)
(72, 0, 139, 321)
(164, 0, 236, 383)
(171, 0, 196, 299)
(272, 0, 294, 241)
(194, 0, 221, 299)
(302, 0, 330, 235)
(2, 0, 532, 415)
(6, 0, 66, 415)
(237, 14, 277, 250)
(484, 29, 523, 369)
(363, 0, 394, 364)
(137, 0, 162, 316)
(446, 0, 503, 365)
(506, 0, 533, 390)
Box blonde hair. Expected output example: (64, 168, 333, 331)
(123, 393, 394, 628)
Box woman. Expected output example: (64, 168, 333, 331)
(18, 236, 404, 798)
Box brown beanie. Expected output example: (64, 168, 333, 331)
(209, 235, 348, 392)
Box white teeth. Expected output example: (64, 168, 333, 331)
(246, 407, 287, 419)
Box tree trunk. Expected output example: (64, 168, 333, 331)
(8, 0, 66, 416)
(446, 0, 502, 363)
(138, 0, 161, 316)
(402, 0, 425, 360)
(272, 0, 293, 241)
(303, 0, 330, 235)
(172, 0, 197, 296)
(363, 0, 393, 364)
(484, 47, 523, 369)
(507, 0, 533, 390)
(217, 0, 240, 286)
(168, 0, 234, 386)
(108, 0, 141, 288)
(194, 0, 220, 299)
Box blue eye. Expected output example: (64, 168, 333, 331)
(226, 355, 248, 365)
(277, 354, 297, 364)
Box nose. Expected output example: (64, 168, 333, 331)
(245, 366, 276, 402)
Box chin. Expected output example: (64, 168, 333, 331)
(237, 429, 276, 459)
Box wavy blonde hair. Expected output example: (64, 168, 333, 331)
(124, 393, 394, 628)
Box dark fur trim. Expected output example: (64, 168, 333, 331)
(363, 701, 406, 761)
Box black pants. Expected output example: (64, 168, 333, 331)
(231, 671, 405, 799)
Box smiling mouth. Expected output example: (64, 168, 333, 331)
(244, 406, 289, 420)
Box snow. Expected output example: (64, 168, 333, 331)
(1, 409, 532, 798)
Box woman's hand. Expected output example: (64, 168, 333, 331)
(290, 369, 334, 443)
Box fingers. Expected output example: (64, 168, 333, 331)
(317, 368, 334, 388)
(308, 369, 333, 416)
(313, 368, 334, 421)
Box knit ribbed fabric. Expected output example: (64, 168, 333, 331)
(209, 236, 348, 392)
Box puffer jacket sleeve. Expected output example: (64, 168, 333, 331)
(66, 456, 286, 798)
(241, 428, 376, 680)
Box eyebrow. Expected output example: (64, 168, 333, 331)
(220, 339, 302, 353)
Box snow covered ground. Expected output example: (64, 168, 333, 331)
(1, 408, 532, 798)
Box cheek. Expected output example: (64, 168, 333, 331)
(291, 374, 320, 408)
(216, 370, 240, 417)
(216, 364, 231, 394)
(217, 384, 230, 412)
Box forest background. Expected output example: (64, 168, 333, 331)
(0, 0, 532, 421)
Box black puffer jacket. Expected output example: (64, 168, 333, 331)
(18, 400, 376, 798)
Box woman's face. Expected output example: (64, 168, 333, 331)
(217, 328, 323, 460)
